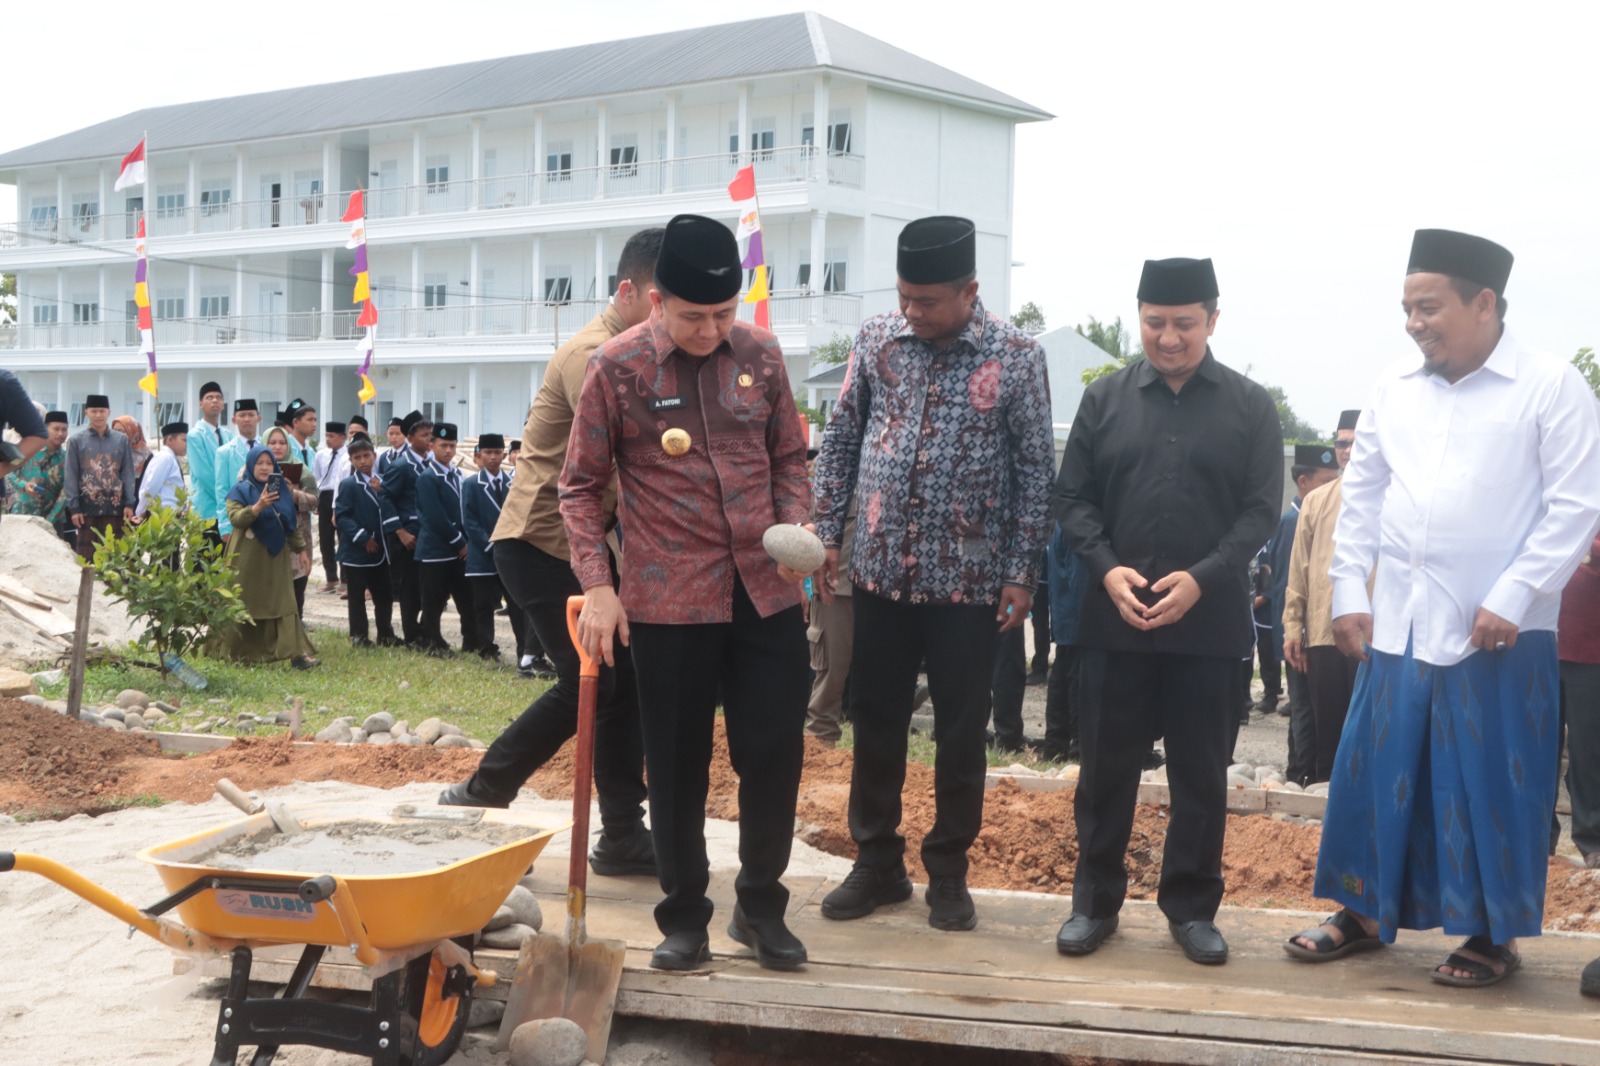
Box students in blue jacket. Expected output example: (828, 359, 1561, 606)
(334, 434, 399, 647)
(461, 434, 525, 663)
(414, 422, 480, 656)
(380, 410, 430, 646)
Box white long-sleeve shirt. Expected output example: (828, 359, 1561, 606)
(135, 447, 187, 518)
(1331, 329, 1600, 666)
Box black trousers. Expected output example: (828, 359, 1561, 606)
(630, 580, 808, 934)
(1305, 645, 1359, 784)
(468, 574, 526, 659)
(1074, 649, 1239, 923)
(317, 490, 340, 583)
(470, 539, 646, 833)
(1029, 552, 1051, 676)
(990, 625, 1027, 748)
(387, 534, 422, 644)
(345, 565, 395, 643)
(849, 588, 997, 879)
(1044, 644, 1081, 755)
(1284, 663, 1315, 785)
(418, 558, 478, 652)
(1562, 661, 1600, 858)
(293, 575, 308, 618)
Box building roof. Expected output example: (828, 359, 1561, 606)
(0, 13, 1048, 171)
(804, 362, 851, 386)
(1034, 324, 1128, 434)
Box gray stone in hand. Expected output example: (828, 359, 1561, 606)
(763, 523, 825, 573)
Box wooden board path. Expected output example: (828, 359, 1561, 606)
(203, 840, 1600, 1065)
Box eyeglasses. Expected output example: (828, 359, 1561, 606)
(1333, 440, 1354, 450)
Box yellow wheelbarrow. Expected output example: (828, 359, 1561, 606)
(2, 803, 565, 1066)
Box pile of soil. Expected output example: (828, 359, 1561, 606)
(3, 698, 1596, 929)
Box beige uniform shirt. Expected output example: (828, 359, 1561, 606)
(1283, 476, 1344, 649)
(492, 305, 625, 558)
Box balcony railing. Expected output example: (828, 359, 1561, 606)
(2, 145, 864, 248)
(0, 291, 863, 351)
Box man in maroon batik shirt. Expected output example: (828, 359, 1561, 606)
(560, 214, 815, 973)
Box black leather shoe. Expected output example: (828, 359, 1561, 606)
(727, 906, 807, 970)
(820, 863, 914, 920)
(1170, 919, 1229, 964)
(1056, 912, 1118, 955)
(589, 824, 657, 877)
(350, 637, 374, 649)
(437, 777, 510, 810)
(650, 930, 710, 971)
(925, 876, 977, 931)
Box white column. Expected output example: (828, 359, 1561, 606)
(594, 231, 606, 302)
(319, 365, 333, 430)
(185, 370, 196, 426)
(813, 74, 831, 177)
(319, 249, 334, 340)
(234, 369, 244, 409)
(58, 371, 68, 417)
(233, 257, 245, 335)
(187, 263, 198, 345)
(595, 101, 608, 200)
(468, 239, 481, 336)
(410, 245, 422, 337)
(234, 148, 246, 230)
(411, 127, 424, 215)
(97, 166, 109, 241)
(409, 365, 421, 417)
(96, 266, 107, 345)
(530, 235, 543, 319)
(809, 211, 827, 297)
(664, 94, 678, 193)
(186, 152, 198, 233)
(56, 271, 66, 342)
(467, 363, 480, 437)
(531, 111, 544, 205)
(737, 85, 750, 166)
(321, 136, 332, 220)
(469, 117, 482, 210)
(56, 169, 66, 238)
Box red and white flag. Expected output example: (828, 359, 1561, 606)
(114, 139, 147, 191)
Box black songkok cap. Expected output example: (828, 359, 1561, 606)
(1294, 444, 1339, 471)
(507, 440, 521, 451)
(1137, 258, 1219, 306)
(897, 216, 976, 285)
(1407, 228, 1513, 296)
(655, 214, 742, 304)
(477, 433, 505, 450)
(235, 398, 258, 413)
(387, 416, 405, 429)
(433, 422, 459, 442)
(162, 422, 188, 438)
(199, 381, 223, 399)
(324, 421, 347, 435)
(349, 415, 369, 429)
(86, 394, 110, 409)
(45, 411, 68, 425)
(401, 410, 429, 436)
(285, 398, 313, 421)
(1337, 409, 1360, 431)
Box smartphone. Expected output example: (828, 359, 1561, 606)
(265, 472, 285, 498)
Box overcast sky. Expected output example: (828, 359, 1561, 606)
(4, 0, 1595, 434)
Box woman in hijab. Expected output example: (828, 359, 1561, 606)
(208, 443, 319, 669)
(266, 425, 318, 616)
(112, 415, 152, 480)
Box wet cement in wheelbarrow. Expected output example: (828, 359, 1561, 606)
(190, 819, 537, 876)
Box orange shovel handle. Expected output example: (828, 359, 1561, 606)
(566, 595, 600, 680)
(564, 595, 599, 938)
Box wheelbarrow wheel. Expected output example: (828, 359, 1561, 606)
(400, 943, 473, 1066)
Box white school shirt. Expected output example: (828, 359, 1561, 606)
(1330, 330, 1600, 666)
(135, 447, 187, 518)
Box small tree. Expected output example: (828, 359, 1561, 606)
(1077, 315, 1144, 385)
(812, 333, 851, 366)
(795, 391, 828, 429)
(1573, 347, 1599, 397)
(1011, 301, 1046, 334)
(1262, 384, 1322, 442)
(92, 492, 251, 673)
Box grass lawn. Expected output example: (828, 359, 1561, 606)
(35, 624, 550, 742)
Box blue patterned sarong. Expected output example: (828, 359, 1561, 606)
(1314, 632, 1559, 944)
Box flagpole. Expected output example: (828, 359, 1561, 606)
(144, 128, 158, 438)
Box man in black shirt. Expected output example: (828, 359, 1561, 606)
(0, 370, 48, 524)
(1052, 257, 1282, 965)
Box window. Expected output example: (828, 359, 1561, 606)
(609, 142, 638, 177)
(482, 148, 498, 177)
(802, 112, 853, 154)
(155, 187, 185, 218)
(425, 156, 449, 193)
(377, 275, 398, 310)
(72, 302, 98, 324)
(424, 273, 447, 308)
(545, 142, 573, 182)
(728, 123, 776, 161)
(543, 271, 572, 303)
(200, 186, 232, 215)
(72, 199, 98, 231)
(156, 297, 185, 319)
(798, 254, 849, 293)
(32, 304, 59, 325)
(422, 397, 446, 424)
(29, 204, 57, 230)
(199, 294, 230, 318)
(158, 401, 184, 426)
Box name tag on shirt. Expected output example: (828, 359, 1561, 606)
(648, 397, 685, 411)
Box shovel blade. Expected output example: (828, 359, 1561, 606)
(495, 933, 569, 1051)
(564, 937, 626, 1064)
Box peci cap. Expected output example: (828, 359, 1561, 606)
(387, 416, 405, 429)
(897, 216, 977, 285)
(1138, 258, 1219, 306)
(349, 415, 369, 430)
(477, 433, 505, 450)
(1294, 443, 1340, 471)
(655, 214, 742, 304)
(324, 421, 347, 435)
(1337, 409, 1360, 431)
(234, 398, 259, 413)
(161, 422, 188, 438)
(85, 394, 111, 409)
(400, 410, 431, 436)
(433, 422, 459, 442)
(45, 411, 68, 425)
(1407, 228, 1513, 296)
(199, 381, 223, 399)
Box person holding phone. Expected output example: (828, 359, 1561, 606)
(208, 443, 318, 669)
(267, 425, 318, 616)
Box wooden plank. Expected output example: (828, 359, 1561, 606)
(0, 574, 53, 609)
(153, 732, 236, 754)
(0, 593, 75, 638)
(988, 773, 1324, 818)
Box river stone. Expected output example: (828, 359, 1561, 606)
(401, 735, 426, 746)
(102, 708, 126, 722)
(367, 731, 393, 746)
(193, 721, 214, 734)
(332, 715, 356, 728)
(466, 997, 505, 1029)
(349, 728, 368, 745)
(502, 885, 543, 931)
(125, 715, 147, 731)
(153, 700, 180, 714)
(143, 708, 168, 723)
(361, 712, 394, 735)
(414, 717, 444, 744)
(483, 904, 516, 932)
(31, 668, 64, 686)
(509, 1018, 588, 1066)
(115, 689, 149, 710)
(101, 718, 127, 732)
(434, 734, 473, 749)
(468, 738, 487, 750)
(235, 721, 256, 735)
(1260, 778, 1282, 791)
(315, 723, 352, 744)
(1282, 781, 1305, 793)
(19, 694, 47, 707)
(1226, 773, 1253, 789)
(480, 923, 539, 950)
(762, 523, 825, 573)
(439, 722, 464, 737)
(391, 719, 410, 737)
